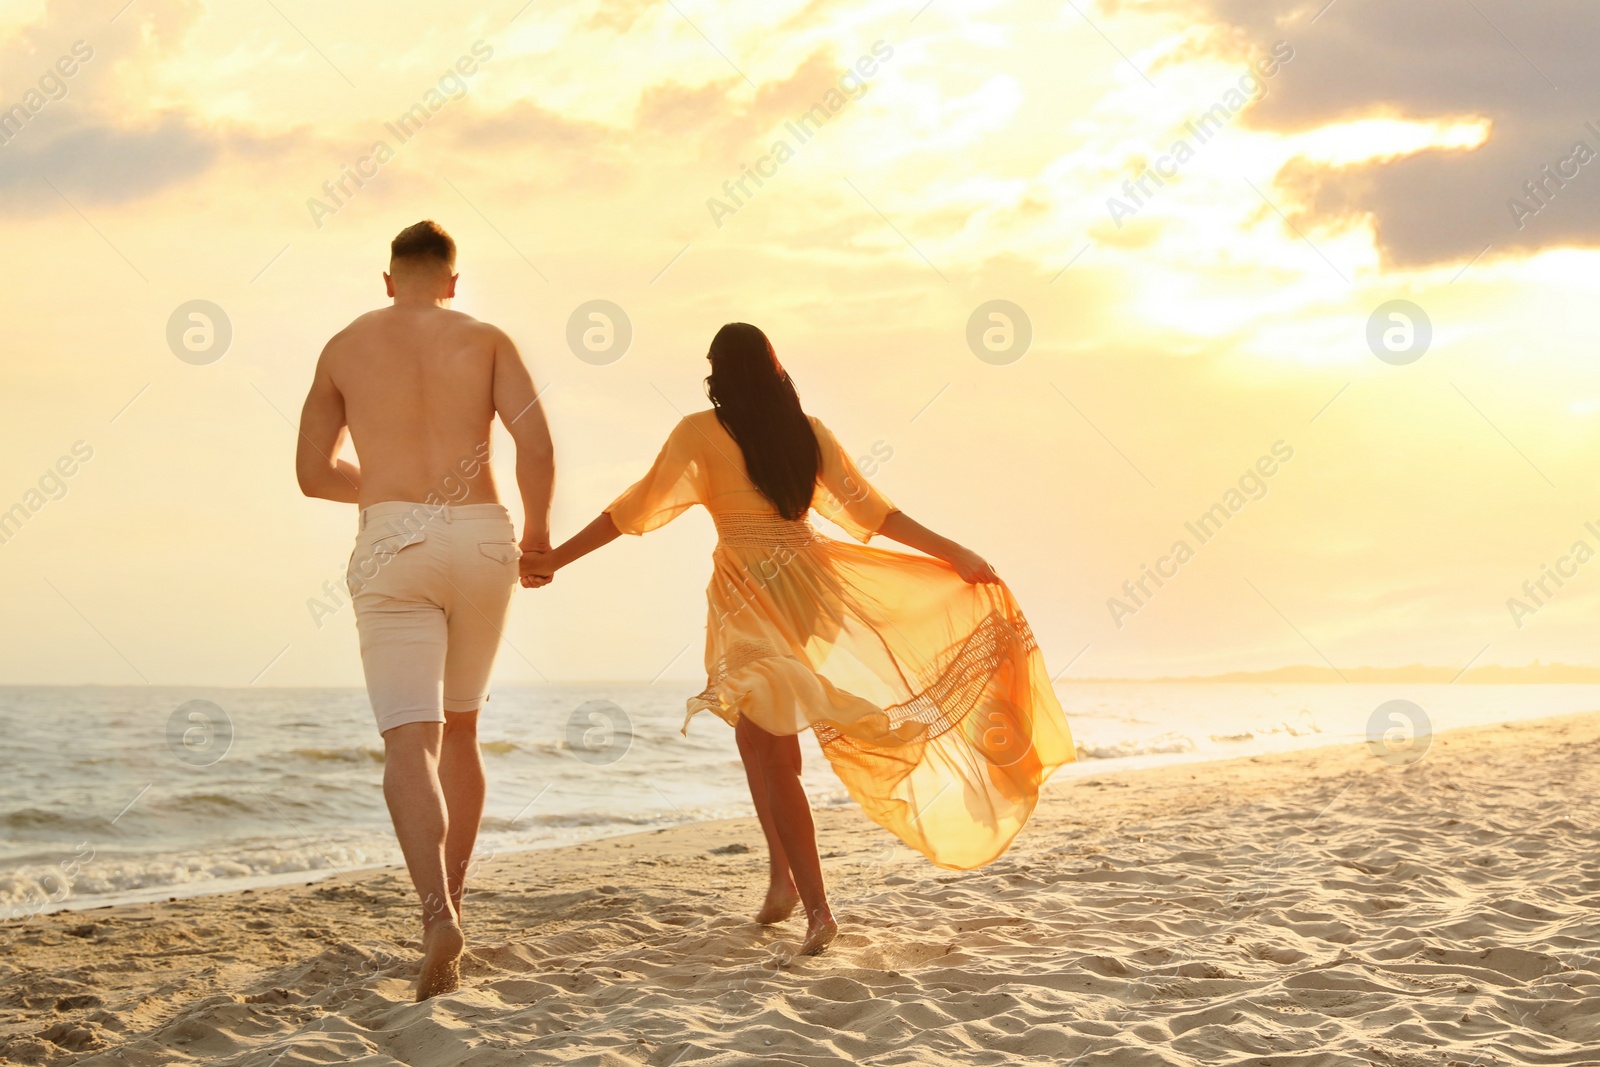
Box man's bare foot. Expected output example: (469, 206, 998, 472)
(755, 883, 800, 925)
(415, 921, 465, 1001)
(799, 909, 837, 956)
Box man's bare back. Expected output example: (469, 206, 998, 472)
(324, 305, 504, 508)
(296, 244, 552, 547)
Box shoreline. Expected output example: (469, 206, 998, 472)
(0, 719, 1384, 918)
(4, 709, 1599, 1064)
(18, 700, 1598, 918)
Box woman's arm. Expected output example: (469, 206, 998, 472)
(519, 511, 621, 588)
(877, 510, 999, 584)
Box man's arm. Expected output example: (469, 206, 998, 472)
(490, 327, 555, 550)
(296, 342, 362, 503)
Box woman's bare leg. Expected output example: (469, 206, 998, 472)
(735, 717, 836, 954)
(736, 718, 799, 923)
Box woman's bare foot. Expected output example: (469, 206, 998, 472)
(799, 908, 837, 956)
(755, 882, 800, 925)
(415, 921, 465, 1001)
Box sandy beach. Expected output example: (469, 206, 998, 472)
(3, 712, 1598, 1066)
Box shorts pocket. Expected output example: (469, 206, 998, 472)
(370, 529, 427, 560)
(478, 541, 520, 565)
(349, 529, 428, 583)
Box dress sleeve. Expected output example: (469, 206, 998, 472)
(811, 418, 896, 543)
(605, 418, 705, 535)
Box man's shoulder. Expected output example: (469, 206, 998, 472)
(440, 309, 509, 346)
(437, 307, 490, 326)
(327, 308, 387, 344)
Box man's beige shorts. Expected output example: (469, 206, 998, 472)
(346, 502, 519, 735)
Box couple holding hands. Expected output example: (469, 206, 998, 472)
(297, 220, 1074, 1001)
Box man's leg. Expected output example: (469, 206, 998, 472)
(349, 519, 463, 999)
(382, 721, 465, 1000)
(437, 515, 518, 922)
(438, 710, 486, 919)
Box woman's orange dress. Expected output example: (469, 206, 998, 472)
(606, 410, 1076, 870)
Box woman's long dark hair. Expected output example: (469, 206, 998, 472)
(705, 323, 819, 520)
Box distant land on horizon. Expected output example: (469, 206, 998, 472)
(14, 664, 1600, 688)
(1070, 663, 1600, 684)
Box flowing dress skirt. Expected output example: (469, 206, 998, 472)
(687, 511, 1076, 870)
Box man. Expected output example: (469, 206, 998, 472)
(296, 220, 554, 1000)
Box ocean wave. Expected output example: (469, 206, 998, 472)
(286, 739, 564, 762)
(1260, 715, 1323, 738)
(0, 843, 382, 918)
(290, 746, 384, 763)
(156, 792, 258, 815)
(0, 808, 104, 836)
(480, 739, 564, 757)
(1209, 713, 1324, 744)
(481, 810, 677, 832)
(1075, 733, 1197, 760)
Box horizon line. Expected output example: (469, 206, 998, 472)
(7, 661, 1600, 689)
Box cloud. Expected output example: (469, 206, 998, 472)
(441, 47, 871, 193)
(584, 0, 658, 34)
(449, 100, 611, 151)
(1184, 0, 1600, 266)
(0, 114, 222, 209)
(0, 0, 232, 214)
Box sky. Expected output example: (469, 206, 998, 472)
(0, 0, 1596, 687)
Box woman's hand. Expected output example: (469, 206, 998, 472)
(519, 547, 556, 589)
(878, 511, 1000, 585)
(946, 546, 1000, 584)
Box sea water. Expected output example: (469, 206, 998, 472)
(2, 682, 1595, 916)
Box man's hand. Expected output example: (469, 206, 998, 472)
(520, 546, 555, 589)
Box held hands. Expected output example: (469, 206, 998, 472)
(947, 546, 1000, 585)
(516, 514, 615, 590)
(519, 538, 556, 589)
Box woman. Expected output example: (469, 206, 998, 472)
(524, 323, 1075, 955)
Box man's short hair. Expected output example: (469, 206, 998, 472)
(390, 220, 456, 270)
